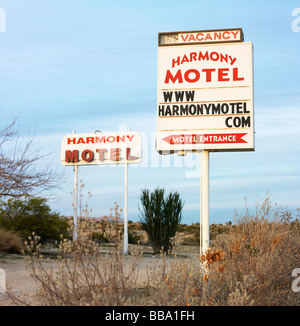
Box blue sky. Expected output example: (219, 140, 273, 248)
(0, 0, 299, 224)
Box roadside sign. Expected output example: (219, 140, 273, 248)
(61, 131, 142, 166)
(157, 29, 254, 153)
(156, 28, 255, 255)
(61, 129, 141, 254)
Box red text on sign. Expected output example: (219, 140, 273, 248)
(164, 67, 244, 84)
(64, 147, 137, 163)
(179, 30, 240, 43)
(67, 134, 135, 145)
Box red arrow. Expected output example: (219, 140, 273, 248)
(162, 133, 247, 145)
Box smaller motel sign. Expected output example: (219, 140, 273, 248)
(61, 132, 142, 166)
(156, 28, 254, 153)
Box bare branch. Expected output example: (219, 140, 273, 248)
(0, 119, 62, 198)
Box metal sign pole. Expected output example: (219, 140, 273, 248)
(73, 165, 78, 240)
(201, 150, 210, 255)
(123, 126, 130, 254)
(123, 159, 128, 254)
(72, 130, 78, 241)
(73, 164, 78, 241)
(199, 151, 202, 257)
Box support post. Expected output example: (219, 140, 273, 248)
(123, 126, 130, 254)
(201, 150, 210, 255)
(123, 159, 128, 254)
(199, 152, 202, 257)
(73, 164, 78, 241)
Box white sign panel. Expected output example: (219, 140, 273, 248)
(61, 132, 142, 166)
(157, 33, 254, 152)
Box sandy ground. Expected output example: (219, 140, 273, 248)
(0, 245, 199, 306)
(0, 253, 40, 305)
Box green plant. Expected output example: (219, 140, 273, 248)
(0, 197, 69, 244)
(139, 187, 184, 254)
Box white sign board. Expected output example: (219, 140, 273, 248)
(61, 132, 142, 166)
(157, 30, 254, 152)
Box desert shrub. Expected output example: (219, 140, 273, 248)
(127, 230, 143, 245)
(139, 187, 184, 254)
(210, 223, 231, 241)
(4, 195, 300, 307)
(91, 232, 109, 244)
(205, 196, 300, 306)
(6, 204, 145, 306)
(180, 225, 200, 246)
(0, 229, 24, 253)
(177, 224, 187, 232)
(14, 234, 142, 306)
(146, 254, 203, 306)
(127, 223, 144, 245)
(178, 222, 231, 246)
(0, 197, 69, 244)
(290, 218, 300, 237)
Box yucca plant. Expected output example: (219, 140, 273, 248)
(139, 188, 184, 254)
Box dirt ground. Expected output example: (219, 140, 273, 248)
(0, 253, 39, 305)
(0, 245, 200, 306)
